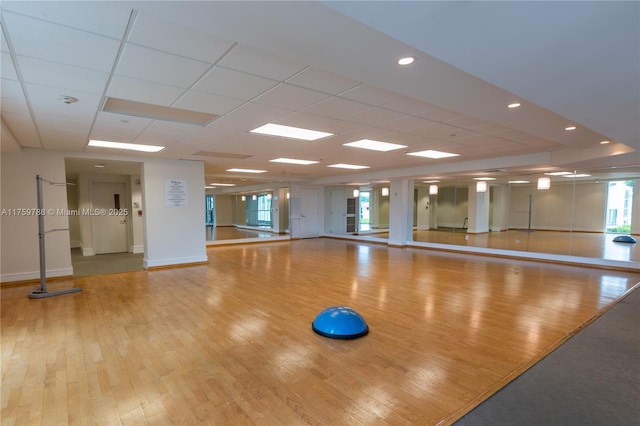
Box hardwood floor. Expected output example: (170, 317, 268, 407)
(2, 239, 638, 425)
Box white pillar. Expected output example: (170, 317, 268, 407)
(490, 185, 508, 232)
(416, 186, 430, 230)
(388, 179, 414, 246)
(467, 183, 490, 234)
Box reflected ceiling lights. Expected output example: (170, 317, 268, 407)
(507, 102, 521, 108)
(343, 139, 407, 152)
(226, 168, 267, 173)
(565, 126, 577, 131)
(407, 150, 459, 159)
(250, 123, 333, 141)
(88, 139, 164, 152)
(269, 158, 319, 165)
(328, 164, 370, 170)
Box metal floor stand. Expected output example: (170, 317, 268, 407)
(29, 175, 82, 299)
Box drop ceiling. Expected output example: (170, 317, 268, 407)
(1, 1, 638, 189)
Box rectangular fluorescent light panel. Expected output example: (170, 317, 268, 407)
(270, 158, 319, 165)
(209, 183, 236, 186)
(226, 168, 267, 173)
(343, 139, 407, 152)
(88, 139, 164, 152)
(250, 123, 333, 141)
(562, 174, 591, 178)
(327, 163, 370, 170)
(407, 150, 459, 159)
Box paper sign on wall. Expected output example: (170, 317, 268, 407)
(165, 179, 187, 207)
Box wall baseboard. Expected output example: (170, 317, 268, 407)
(1, 268, 74, 284)
(143, 255, 208, 269)
(132, 245, 144, 254)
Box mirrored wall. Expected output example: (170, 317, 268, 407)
(324, 167, 640, 264)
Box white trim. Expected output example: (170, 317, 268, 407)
(70, 240, 81, 248)
(81, 246, 94, 256)
(143, 255, 208, 269)
(132, 245, 144, 254)
(1, 267, 74, 283)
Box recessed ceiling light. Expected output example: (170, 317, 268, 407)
(407, 150, 459, 159)
(508, 180, 530, 184)
(88, 139, 164, 152)
(343, 139, 407, 152)
(250, 123, 333, 141)
(209, 183, 236, 186)
(473, 177, 496, 181)
(226, 168, 267, 173)
(423, 180, 440, 183)
(507, 102, 521, 108)
(327, 164, 370, 170)
(94, 164, 105, 168)
(544, 171, 572, 176)
(269, 158, 319, 165)
(565, 126, 577, 131)
(562, 173, 591, 178)
(398, 56, 415, 65)
(600, 140, 610, 144)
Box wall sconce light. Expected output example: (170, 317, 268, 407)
(429, 184, 438, 195)
(537, 177, 551, 190)
(252, 194, 257, 201)
(266, 193, 272, 200)
(353, 189, 360, 198)
(381, 187, 389, 196)
(476, 181, 487, 193)
(241, 195, 246, 201)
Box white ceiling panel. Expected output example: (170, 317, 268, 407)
(116, 44, 212, 88)
(2, 12, 121, 72)
(1, 1, 132, 39)
(25, 84, 101, 121)
(339, 84, 404, 106)
(1, 32, 10, 52)
(218, 44, 307, 81)
(194, 66, 278, 100)
(285, 67, 362, 95)
(40, 127, 89, 150)
(174, 91, 245, 116)
(301, 96, 371, 119)
(253, 83, 330, 110)
(128, 12, 235, 63)
(135, 120, 201, 144)
(381, 97, 441, 115)
(377, 115, 434, 132)
(344, 107, 405, 126)
(1, 52, 18, 80)
(107, 75, 185, 106)
(1, 79, 25, 105)
(1, 111, 41, 148)
(18, 56, 109, 94)
(276, 112, 366, 136)
(417, 107, 466, 123)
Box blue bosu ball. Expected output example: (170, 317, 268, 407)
(312, 306, 369, 339)
(613, 235, 637, 243)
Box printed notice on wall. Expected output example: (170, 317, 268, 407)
(165, 179, 187, 207)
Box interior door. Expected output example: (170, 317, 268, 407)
(329, 189, 346, 234)
(92, 181, 128, 254)
(300, 187, 319, 238)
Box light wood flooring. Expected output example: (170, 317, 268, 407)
(2, 238, 639, 425)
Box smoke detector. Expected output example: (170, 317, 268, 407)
(58, 95, 78, 105)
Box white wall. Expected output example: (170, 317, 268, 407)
(1, 149, 73, 282)
(142, 159, 207, 268)
(130, 175, 144, 253)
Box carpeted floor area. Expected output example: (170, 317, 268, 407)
(70, 248, 143, 277)
(455, 285, 640, 425)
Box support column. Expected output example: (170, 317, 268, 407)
(490, 185, 508, 232)
(467, 183, 490, 234)
(416, 185, 430, 230)
(388, 179, 414, 246)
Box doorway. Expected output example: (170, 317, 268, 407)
(92, 181, 129, 254)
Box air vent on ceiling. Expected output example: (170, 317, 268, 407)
(194, 151, 252, 159)
(102, 97, 217, 125)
